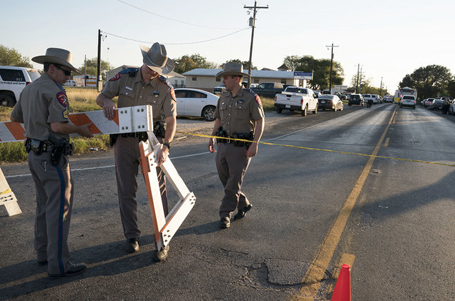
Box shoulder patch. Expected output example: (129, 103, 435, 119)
(170, 88, 176, 102)
(109, 73, 121, 82)
(56, 92, 68, 107)
(158, 75, 174, 89)
(246, 89, 262, 107)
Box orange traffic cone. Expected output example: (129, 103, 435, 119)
(331, 264, 351, 301)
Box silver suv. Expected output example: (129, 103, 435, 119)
(0, 66, 41, 107)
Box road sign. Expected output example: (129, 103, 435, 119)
(294, 71, 313, 80)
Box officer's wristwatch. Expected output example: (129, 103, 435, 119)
(163, 142, 171, 150)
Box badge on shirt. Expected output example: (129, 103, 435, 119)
(56, 92, 68, 107)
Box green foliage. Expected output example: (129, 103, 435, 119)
(78, 58, 113, 80)
(224, 59, 257, 71)
(174, 54, 218, 74)
(0, 142, 27, 163)
(0, 45, 33, 67)
(399, 65, 453, 99)
(71, 135, 110, 155)
(283, 55, 344, 90)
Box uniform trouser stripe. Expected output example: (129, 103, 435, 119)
(56, 165, 66, 274)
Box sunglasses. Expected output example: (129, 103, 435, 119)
(54, 64, 72, 76)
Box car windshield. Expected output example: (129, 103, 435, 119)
(351, 95, 360, 99)
(286, 87, 307, 94)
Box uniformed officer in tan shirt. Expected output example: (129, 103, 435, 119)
(11, 48, 93, 278)
(96, 42, 176, 261)
(208, 62, 265, 229)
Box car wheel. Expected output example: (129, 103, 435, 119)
(313, 104, 318, 114)
(202, 105, 216, 121)
(276, 107, 282, 114)
(301, 105, 307, 116)
(0, 93, 16, 107)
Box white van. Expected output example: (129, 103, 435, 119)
(0, 66, 41, 107)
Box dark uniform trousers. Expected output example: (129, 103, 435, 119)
(215, 143, 251, 219)
(114, 136, 168, 240)
(28, 151, 73, 275)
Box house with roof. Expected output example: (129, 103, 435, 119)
(182, 67, 310, 92)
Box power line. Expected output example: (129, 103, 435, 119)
(102, 28, 250, 45)
(117, 0, 230, 30)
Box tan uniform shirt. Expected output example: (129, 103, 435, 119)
(214, 87, 264, 136)
(11, 73, 70, 141)
(101, 69, 176, 123)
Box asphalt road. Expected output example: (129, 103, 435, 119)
(1, 104, 454, 300)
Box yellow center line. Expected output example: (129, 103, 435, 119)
(295, 106, 398, 299)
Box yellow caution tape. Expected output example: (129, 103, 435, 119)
(177, 131, 455, 168)
(1, 189, 12, 195)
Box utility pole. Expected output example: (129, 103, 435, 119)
(356, 64, 360, 93)
(244, 1, 268, 88)
(379, 77, 383, 96)
(326, 43, 339, 93)
(84, 55, 87, 87)
(97, 29, 102, 92)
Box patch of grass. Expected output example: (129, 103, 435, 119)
(0, 106, 13, 122)
(261, 97, 276, 111)
(0, 142, 28, 163)
(71, 135, 111, 155)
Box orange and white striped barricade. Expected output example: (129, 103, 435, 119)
(0, 105, 153, 143)
(139, 132, 196, 254)
(0, 168, 21, 216)
(0, 105, 153, 217)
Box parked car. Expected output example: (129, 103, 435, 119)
(423, 98, 435, 107)
(64, 80, 77, 87)
(383, 95, 393, 103)
(318, 95, 343, 111)
(174, 88, 218, 121)
(448, 102, 455, 115)
(363, 94, 381, 104)
(0, 65, 40, 107)
(348, 94, 364, 106)
(400, 95, 416, 109)
(213, 83, 225, 94)
(429, 98, 443, 110)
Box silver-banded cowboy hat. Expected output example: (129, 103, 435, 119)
(32, 48, 80, 73)
(140, 42, 175, 75)
(216, 62, 249, 77)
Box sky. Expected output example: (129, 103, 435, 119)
(2, 0, 455, 93)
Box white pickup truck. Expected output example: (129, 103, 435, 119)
(274, 86, 318, 116)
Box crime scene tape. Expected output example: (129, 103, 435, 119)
(177, 131, 455, 168)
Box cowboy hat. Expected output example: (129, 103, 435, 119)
(32, 48, 80, 73)
(216, 62, 249, 77)
(140, 42, 175, 75)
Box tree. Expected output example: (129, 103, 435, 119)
(79, 58, 113, 80)
(282, 55, 344, 90)
(399, 65, 452, 99)
(0, 45, 33, 67)
(173, 54, 218, 74)
(224, 59, 256, 71)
